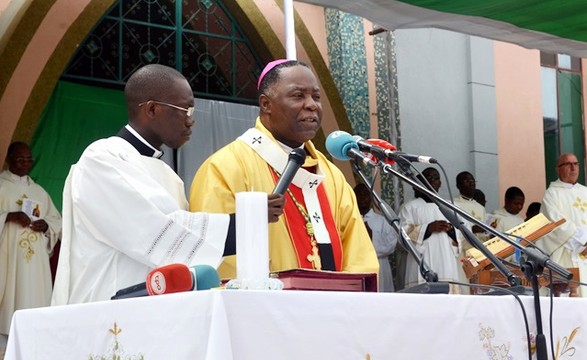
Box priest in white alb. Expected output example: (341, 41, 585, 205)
(0, 142, 61, 340)
(540, 153, 587, 296)
(399, 167, 462, 293)
(490, 186, 525, 232)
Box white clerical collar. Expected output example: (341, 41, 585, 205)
(459, 194, 475, 202)
(554, 179, 576, 188)
(125, 125, 163, 158)
(7, 170, 31, 185)
(276, 140, 304, 154)
(363, 208, 376, 220)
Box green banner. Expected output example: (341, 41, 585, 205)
(397, 0, 587, 42)
(30, 81, 127, 210)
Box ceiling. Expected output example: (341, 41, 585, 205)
(296, 0, 587, 58)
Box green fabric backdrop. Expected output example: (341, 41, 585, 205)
(398, 0, 587, 42)
(30, 81, 127, 211)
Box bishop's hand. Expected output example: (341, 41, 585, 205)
(268, 193, 285, 223)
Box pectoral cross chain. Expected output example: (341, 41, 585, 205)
(307, 240, 322, 270)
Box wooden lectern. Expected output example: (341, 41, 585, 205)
(462, 214, 575, 295)
(469, 267, 580, 296)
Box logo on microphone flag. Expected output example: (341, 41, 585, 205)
(148, 270, 167, 295)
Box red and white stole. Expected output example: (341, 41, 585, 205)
(238, 128, 342, 270)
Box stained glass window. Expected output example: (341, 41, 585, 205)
(62, 0, 263, 104)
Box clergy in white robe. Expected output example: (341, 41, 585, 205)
(491, 207, 524, 233)
(399, 168, 462, 293)
(453, 171, 487, 235)
(400, 198, 462, 290)
(354, 183, 397, 292)
(452, 172, 488, 287)
(51, 131, 231, 304)
(539, 153, 587, 296)
(490, 186, 525, 233)
(453, 195, 487, 233)
(363, 209, 397, 292)
(0, 143, 61, 336)
(51, 64, 241, 304)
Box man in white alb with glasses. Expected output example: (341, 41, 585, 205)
(540, 153, 587, 296)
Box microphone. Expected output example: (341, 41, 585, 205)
(146, 263, 194, 295)
(190, 264, 222, 290)
(272, 147, 306, 195)
(112, 263, 192, 299)
(325, 131, 378, 166)
(111, 264, 221, 300)
(354, 135, 438, 164)
(352, 136, 397, 165)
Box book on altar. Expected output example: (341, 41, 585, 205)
(271, 269, 378, 292)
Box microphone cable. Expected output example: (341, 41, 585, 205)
(483, 252, 580, 360)
(541, 268, 587, 360)
(547, 269, 556, 360)
(502, 229, 577, 360)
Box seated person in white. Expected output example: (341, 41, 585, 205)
(490, 186, 525, 232)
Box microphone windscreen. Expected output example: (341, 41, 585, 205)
(146, 263, 194, 295)
(367, 138, 397, 165)
(288, 147, 306, 165)
(325, 131, 357, 160)
(272, 147, 307, 195)
(367, 138, 397, 151)
(191, 265, 221, 290)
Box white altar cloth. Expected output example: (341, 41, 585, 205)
(5, 290, 586, 359)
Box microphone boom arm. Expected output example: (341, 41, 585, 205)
(381, 160, 572, 281)
(351, 161, 439, 283)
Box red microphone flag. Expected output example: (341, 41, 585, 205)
(146, 263, 194, 295)
(367, 139, 397, 165)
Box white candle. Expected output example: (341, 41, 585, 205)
(235, 192, 269, 281)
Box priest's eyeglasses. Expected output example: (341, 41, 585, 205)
(558, 161, 579, 168)
(139, 100, 195, 117)
(13, 157, 34, 164)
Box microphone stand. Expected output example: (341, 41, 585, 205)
(388, 159, 525, 288)
(520, 249, 548, 360)
(383, 159, 571, 360)
(351, 160, 449, 294)
(384, 160, 571, 277)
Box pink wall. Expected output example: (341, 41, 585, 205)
(0, 0, 93, 162)
(494, 42, 545, 212)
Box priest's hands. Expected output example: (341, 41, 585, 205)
(30, 219, 49, 233)
(268, 193, 285, 223)
(428, 220, 452, 233)
(5, 211, 31, 227)
(4, 212, 48, 232)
